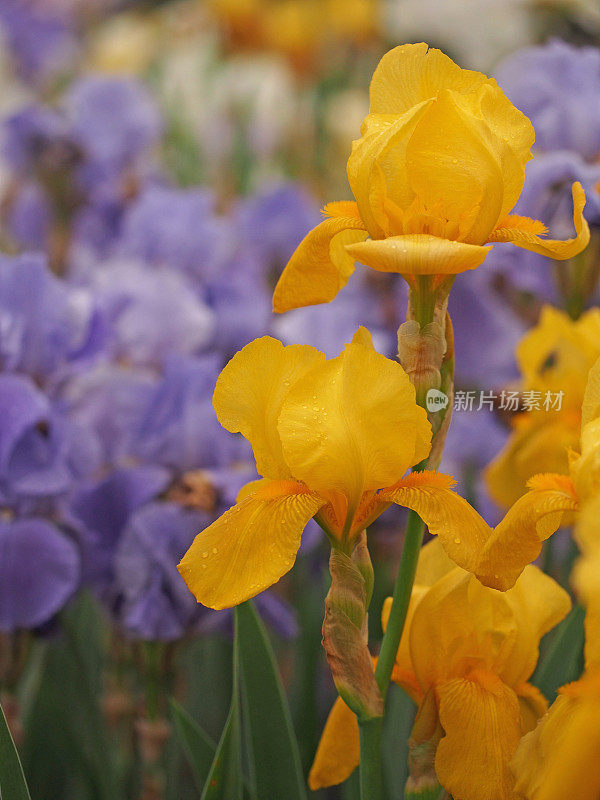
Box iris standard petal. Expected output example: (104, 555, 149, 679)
(499, 565, 571, 687)
(407, 569, 517, 690)
(347, 100, 434, 235)
(213, 336, 325, 480)
(178, 479, 325, 609)
(278, 336, 431, 511)
(368, 42, 490, 116)
(406, 88, 505, 244)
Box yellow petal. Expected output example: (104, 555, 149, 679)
(323, 200, 362, 219)
(177, 480, 325, 609)
(473, 82, 534, 220)
(382, 471, 578, 591)
(582, 354, 600, 430)
(414, 537, 457, 587)
(381, 471, 490, 576)
(572, 528, 600, 671)
(499, 565, 571, 688)
(485, 417, 578, 509)
(487, 182, 590, 260)
(382, 584, 429, 697)
(349, 327, 373, 350)
(513, 677, 600, 800)
(476, 474, 579, 591)
(435, 671, 522, 800)
(345, 233, 491, 275)
(278, 336, 431, 512)
(347, 101, 433, 237)
(368, 42, 490, 116)
(308, 696, 359, 790)
(515, 682, 548, 733)
(493, 214, 547, 236)
(408, 569, 518, 690)
(272, 217, 367, 312)
(516, 306, 600, 398)
(235, 477, 268, 502)
(213, 336, 325, 480)
(405, 87, 505, 244)
(538, 675, 600, 800)
(511, 693, 574, 800)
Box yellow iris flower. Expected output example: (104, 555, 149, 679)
(510, 492, 600, 799)
(273, 42, 590, 313)
(309, 539, 570, 800)
(511, 670, 600, 800)
(178, 327, 433, 609)
(210, 0, 376, 69)
(178, 328, 578, 608)
(487, 307, 600, 509)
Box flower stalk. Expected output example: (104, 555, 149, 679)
(358, 281, 455, 798)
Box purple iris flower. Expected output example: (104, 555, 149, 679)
(440, 409, 508, 522)
(205, 252, 272, 356)
(64, 75, 162, 179)
(65, 466, 171, 598)
(130, 353, 249, 474)
(0, 373, 100, 506)
(496, 40, 600, 162)
(2, 105, 68, 175)
(2, 75, 163, 260)
(114, 501, 212, 641)
(273, 275, 394, 359)
(88, 260, 215, 367)
(116, 184, 235, 279)
(59, 363, 156, 466)
(0, 517, 80, 632)
(4, 183, 51, 251)
(495, 41, 600, 239)
(0, 0, 78, 85)
(0, 253, 99, 382)
(235, 182, 322, 273)
(449, 267, 525, 388)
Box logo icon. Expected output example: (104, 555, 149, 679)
(426, 389, 449, 413)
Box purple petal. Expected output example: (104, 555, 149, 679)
(0, 518, 80, 631)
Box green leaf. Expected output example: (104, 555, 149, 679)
(21, 594, 119, 800)
(201, 618, 243, 800)
(534, 604, 585, 702)
(236, 601, 307, 800)
(0, 700, 32, 800)
(170, 699, 216, 794)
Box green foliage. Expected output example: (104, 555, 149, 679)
(0, 701, 32, 800)
(236, 601, 307, 800)
(534, 604, 586, 702)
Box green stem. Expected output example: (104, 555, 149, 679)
(357, 278, 450, 797)
(358, 717, 383, 800)
(409, 276, 436, 324)
(374, 510, 426, 696)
